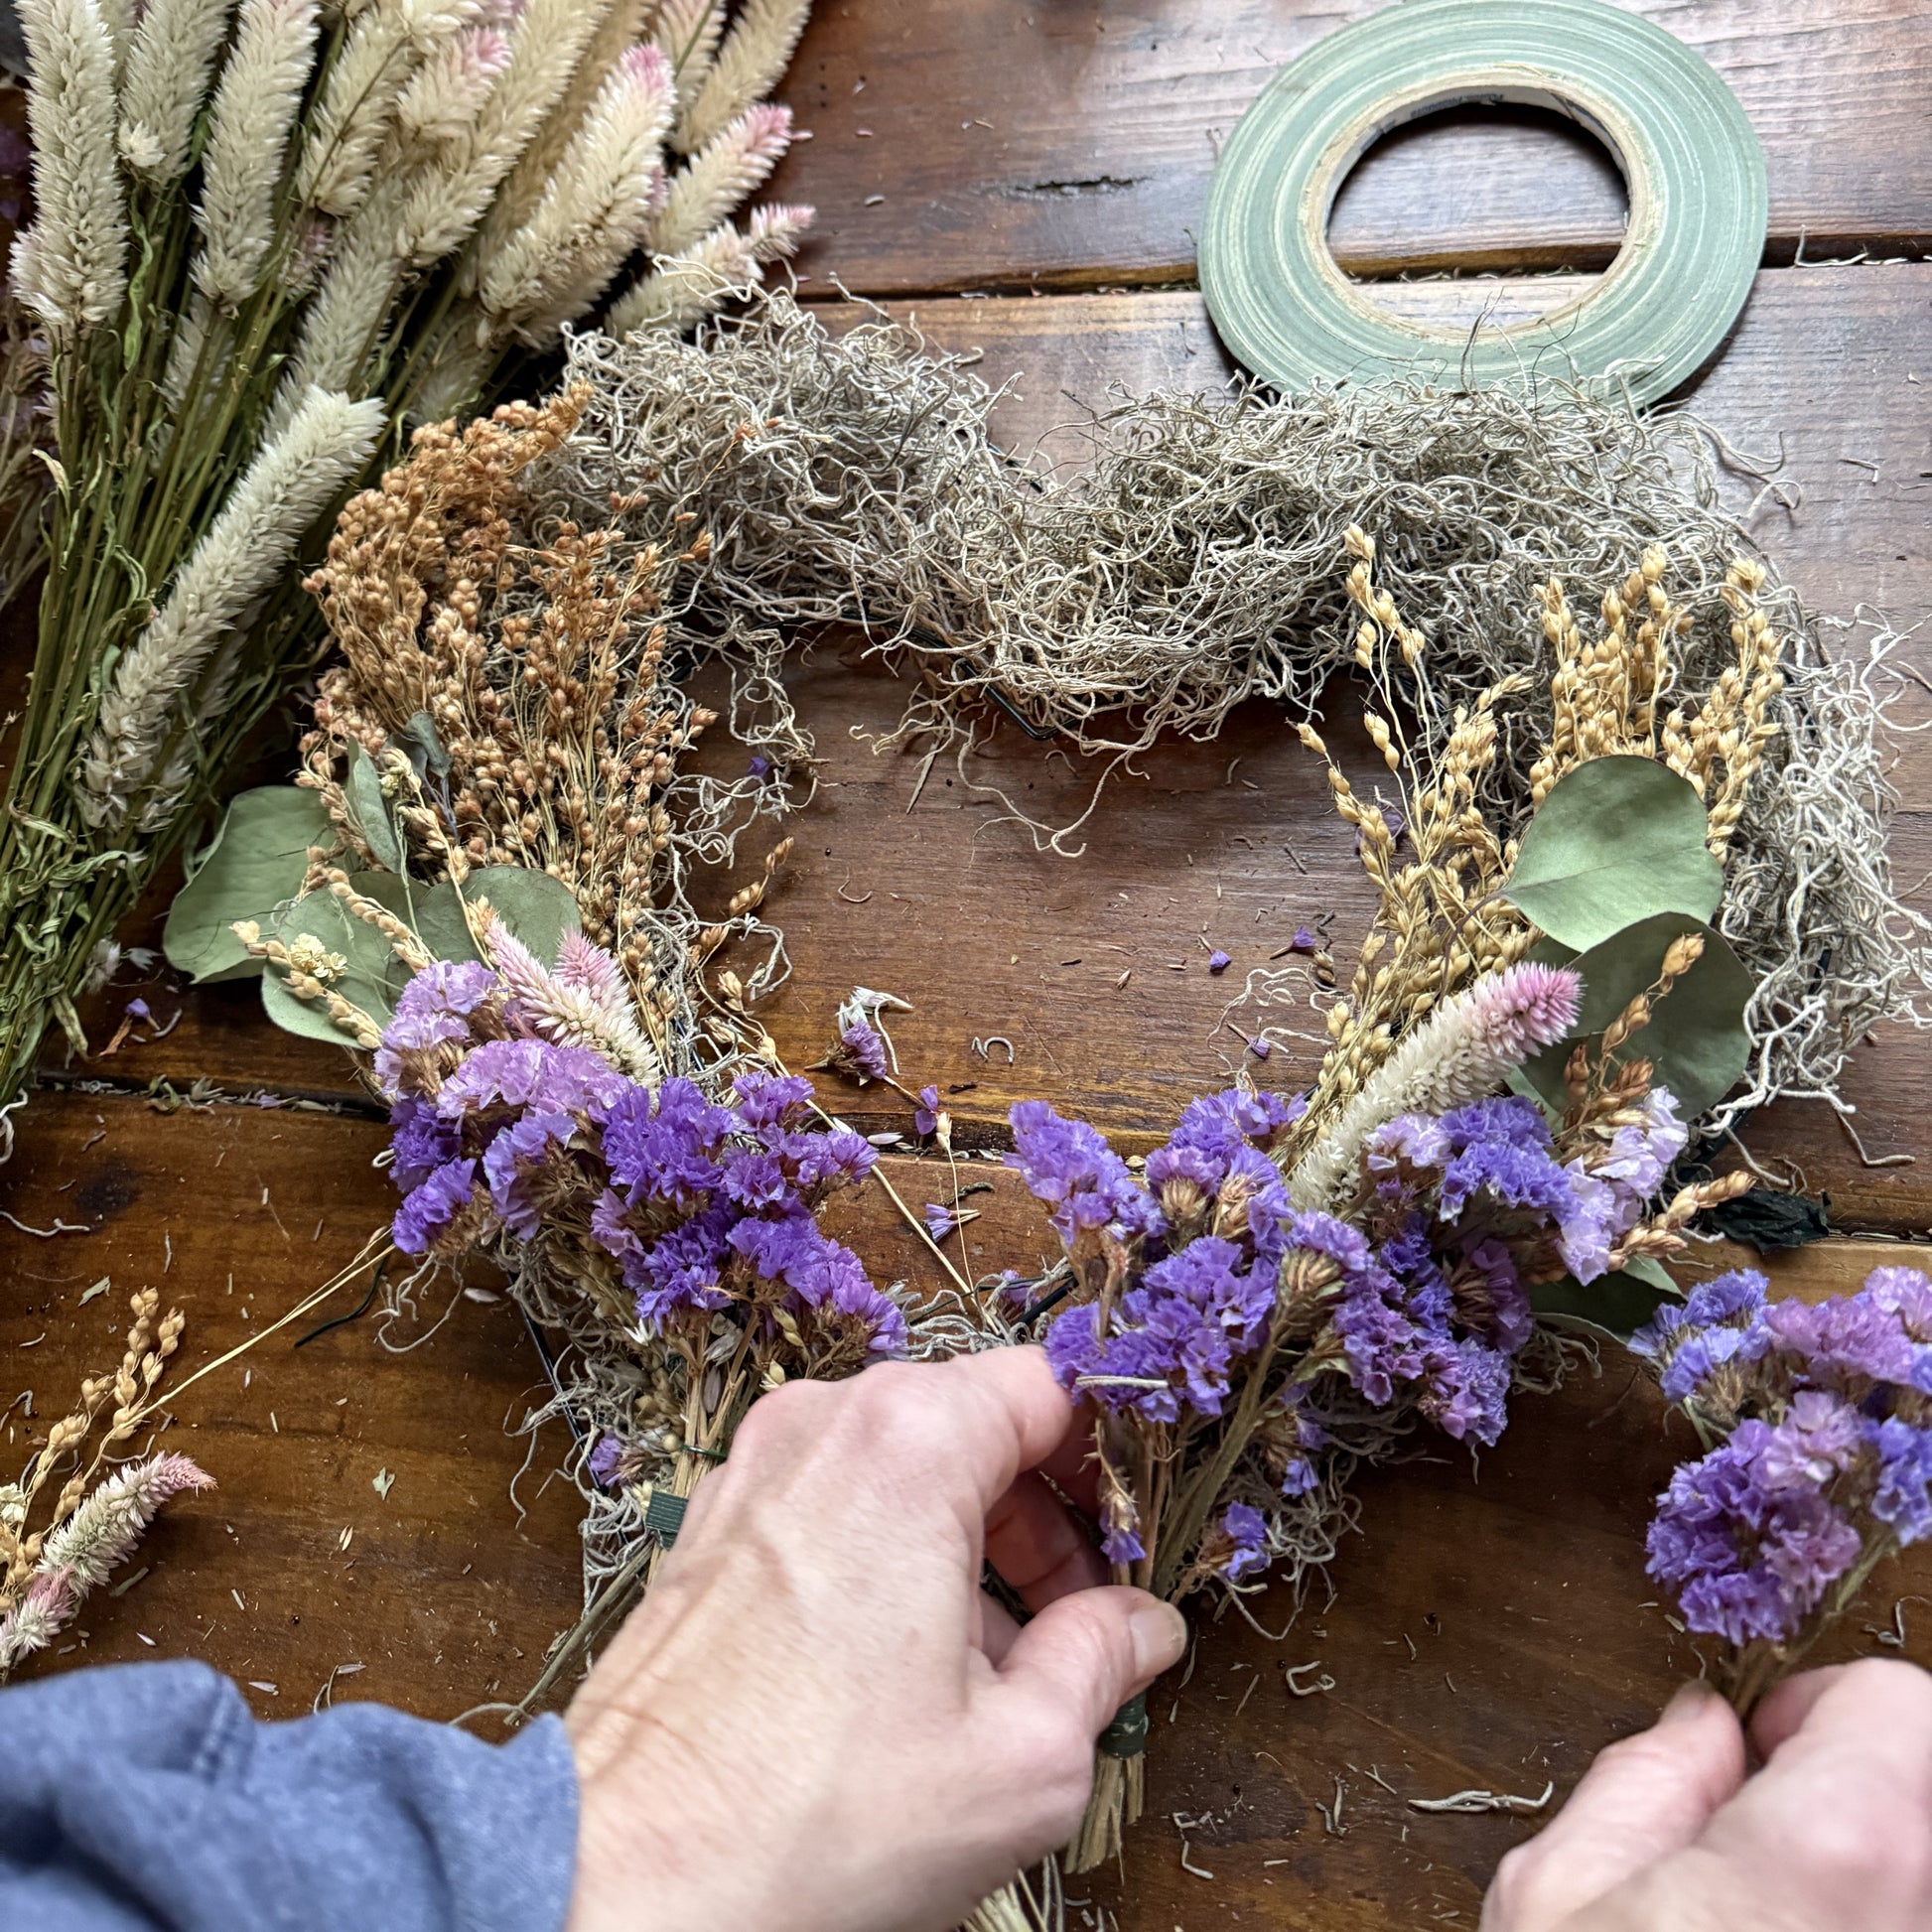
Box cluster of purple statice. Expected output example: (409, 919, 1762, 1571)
(375, 946, 904, 1376)
(1634, 1265, 1932, 1656)
(1010, 1078, 1689, 1591)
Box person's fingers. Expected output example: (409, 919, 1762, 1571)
(833, 1347, 1077, 1529)
(1035, 1405, 1100, 1515)
(1696, 1657, 1932, 1920)
(985, 1471, 1106, 1611)
(1747, 1662, 1850, 1761)
(1480, 1682, 1745, 1931)
(988, 1585, 1186, 1742)
(975, 1588, 1024, 1667)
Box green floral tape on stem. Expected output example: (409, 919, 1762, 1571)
(644, 1488, 688, 1548)
(1097, 1692, 1150, 1760)
(1200, 0, 1767, 404)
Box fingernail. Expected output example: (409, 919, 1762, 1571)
(1130, 1601, 1188, 1680)
(1662, 1680, 1717, 1725)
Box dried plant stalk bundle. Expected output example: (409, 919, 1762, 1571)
(0, 0, 816, 1137)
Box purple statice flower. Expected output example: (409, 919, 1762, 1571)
(602, 1078, 737, 1204)
(783, 1231, 908, 1354)
(588, 1435, 623, 1488)
(373, 1009, 472, 1097)
(923, 1201, 957, 1241)
(1274, 1389, 1328, 1497)
(728, 1211, 819, 1285)
(393, 1159, 482, 1255)
(1646, 1403, 1866, 1646)
(1100, 1498, 1145, 1568)
(1366, 1112, 1452, 1177)
(1009, 1100, 1164, 1251)
(720, 1149, 791, 1211)
(482, 1110, 576, 1239)
(390, 1096, 463, 1192)
(630, 1203, 737, 1322)
(1217, 1502, 1270, 1582)
(732, 1071, 814, 1136)
(438, 1037, 628, 1120)
(1290, 927, 1317, 954)
(1868, 1417, 1932, 1546)
(1597, 1088, 1688, 1200)
(914, 1085, 941, 1137)
(1435, 1098, 1576, 1222)
(840, 1018, 890, 1083)
(1329, 1252, 1428, 1406)
(1042, 1236, 1270, 1423)
(1208, 949, 1232, 974)
(1863, 1268, 1932, 1341)
(777, 1125, 878, 1191)
(1248, 1036, 1272, 1062)
(396, 958, 497, 1024)
(1632, 1269, 1770, 1404)
(1761, 1293, 1923, 1392)
(749, 756, 771, 778)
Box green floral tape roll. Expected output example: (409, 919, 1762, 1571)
(1200, 0, 1766, 404)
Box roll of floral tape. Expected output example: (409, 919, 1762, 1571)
(1199, 0, 1766, 404)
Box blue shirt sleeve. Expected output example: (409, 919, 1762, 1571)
(0, 1659, 579, 1932)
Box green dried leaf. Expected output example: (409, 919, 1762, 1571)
(460, 866, 580, 966)
(260, 873, 437, 1041)
(345, 743, 403, 875)
(1521, 912, 1754, 1119)
(399, 712, 451, 781)
(255, 866, 578, 1047)
(1531, 1253, 1679, 1344)
(1504, 757, 1724, 951)
(162, 786, 334, 984)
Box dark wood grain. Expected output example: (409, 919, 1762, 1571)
(766, 0, 1932, 296)
(5, 1091, 1931, 1929)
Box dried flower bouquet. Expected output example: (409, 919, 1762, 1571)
(0, 1285, 209, 1677)
(1634, 1263, 1932, 1719)
(997, 533, 1779, 1870)
(0, 0, 815, 1125)
(162, 390, 958, 1666)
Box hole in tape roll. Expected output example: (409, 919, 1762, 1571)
(1327, 97, 1632, 336)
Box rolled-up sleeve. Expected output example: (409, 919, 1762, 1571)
(0, 1660, 578, 1932)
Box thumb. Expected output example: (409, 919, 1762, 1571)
(1482, 1682, 1746, 1931)
(994, 1585, 1186, 1738)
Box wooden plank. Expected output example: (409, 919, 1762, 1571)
(0, 1097, 586, 1725)
(770, 0, 1932, 296)
(5, 1093, 1931, 1929)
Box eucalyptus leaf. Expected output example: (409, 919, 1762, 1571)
(261, 872, 428, 1037)
(162, 786, 334, 984)
(462, 866, 580, 965)
(1531, 1252, 1680, 1344)
(400, 711, 451, 781)
(345, 743, 404, 874)
(1504, 757, 1724, 951)
(1521, 911, 1753, 1118)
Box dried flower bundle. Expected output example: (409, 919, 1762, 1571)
(976, 535, 1771, 1874)
(0, 0, 815, 1124)
(0, 1286, 210, 1676)
(1633, 1263, 1932, 1719)
(552, 296, 1932, 1132)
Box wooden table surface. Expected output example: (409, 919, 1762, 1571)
(6, 4, 1932, 1925)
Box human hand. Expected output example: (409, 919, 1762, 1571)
(1481, 1658, 1932, 1929)
(563, 1346, 1188, 1932)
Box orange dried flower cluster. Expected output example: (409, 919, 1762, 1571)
(299, 388, 738, 995)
